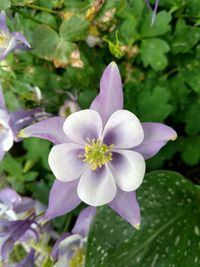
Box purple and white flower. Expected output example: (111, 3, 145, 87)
(59, 92, 80, 117)
(0, 11, 31, 61)
(51, 207, 96, 267)
(19, 62, 177, 228)
(0, 83, 45, 161)
(0, 188, 37, 262)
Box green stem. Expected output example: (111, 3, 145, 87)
(12, 6, 45, 25)
(25, 3, 58, 15)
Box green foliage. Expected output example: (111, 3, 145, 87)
(86, 171, 200, 267)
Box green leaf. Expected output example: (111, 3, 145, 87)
(183, 66, 200, 94)
(185, 99, 200, 135)
(53, 40, 77, 68)
(179, 137, 200, 165)
(23, 138, 51, 170)
(119, 18, 139, 45)
(0, 0, 11, 9)
(171, 19, 200, 54)
(59, 16, 89, 42)
(141, 11, 171, 38)
(86, 171, 200, 267)
(137, 86, 172, 121)
(32, 25, 59, 60)
(140, 38, 170, 70)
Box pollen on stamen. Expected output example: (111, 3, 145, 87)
(79, 138, 114, 171)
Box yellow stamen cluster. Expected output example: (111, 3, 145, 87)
(0, 34, 8, 47)
(80, 139, 114, 171)
(69, 247, 85, 267)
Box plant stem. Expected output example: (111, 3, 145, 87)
(25, 3, 58, 15)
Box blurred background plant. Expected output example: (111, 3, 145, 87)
(0, 0, 200, 266)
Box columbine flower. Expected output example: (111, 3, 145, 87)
(51, 207, 96, 267)
(0, 11, 31, 61)
(0, 83, 45, 161)
(0, 188, 37, 262)
(59, 92, 80, 117)
(19, 62, 177, 228)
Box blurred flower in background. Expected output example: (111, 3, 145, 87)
(51, 207, 96, 267)
(0, 11, 31, 61)
(59, 92, 80, 117)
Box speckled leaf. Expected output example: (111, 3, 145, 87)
(86, 171, 200, 267)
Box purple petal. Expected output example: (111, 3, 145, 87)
(18, 117, 70, 144)
(109, 189, 140, 229)
(78, 165, 116, 206)
(44, 179, 81, 221)
(134, 123, 177, 160)
(72, 207, 96, 237)
(0, 11, 9, 34)
(10, 108, 45, 141)
(108, 150, 145, 191)
(48, 143, 86, 182)
(102, 110, 144, 149)
(0, 147, 5, 161)
(51, 232, 71, 261)
(63, 110, 102, 145)
(90, 62, 123, 125)
(0, 48, 9, 61)
(11, 32, 31, 48)
(1, 237, 14, 260)
(0, 83, 6, 109)
(11, 249, 35, 267)
(14, 197, 35, 214)
(0, 188, 21, 209)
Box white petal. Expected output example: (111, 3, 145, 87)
(108, 150, 145, 191)
(48, 143, 87, 182)
(1, 129, 13, 151)
(78, 165, 116, 206)
(63, 109, 102, 145)
(102, 110, 144, 149)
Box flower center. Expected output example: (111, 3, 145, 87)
(81, 139, 114, 171)
(0, 33, 9, 48)
(69, 247, 85, 267)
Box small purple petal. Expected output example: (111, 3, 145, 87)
(151, 0, 160, 25)
(0, 11, 9, 33)
(11, 32, 31, 48)
(1, 237, 14, 260)
(109, 189, 140, 229)
(14, 197, 35, 214)
(18, 117, 70, 144)
(90, 62, 123, 125)
(44, 179, 81, 221)
(0, 188, 21, 209)
(10, 108, 46, 141)
(0, 83, 6, 109)
(51, 232, 71, 261)
(134, 122, 177, 160)
(11, 249, 35, 267)
(72, 207, 96, 237)
(0, 147, 5, 161)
